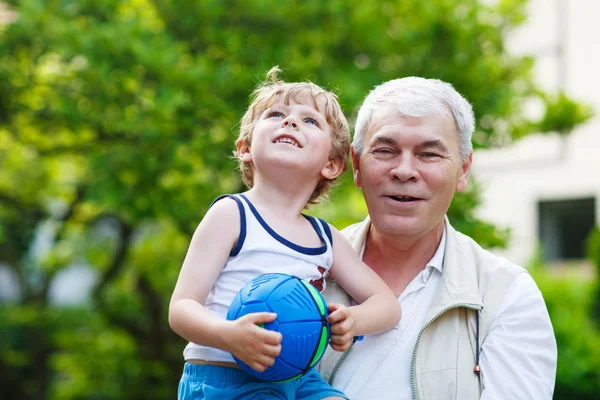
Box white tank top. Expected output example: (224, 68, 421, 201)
(183, 194, 334, 362)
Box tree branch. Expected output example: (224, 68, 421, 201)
(53, 184, 86, 243)
(95, 294, 147, 339)
(137, 274, 166, 360)
(92, 216, 134, 298)
(0, 354, 28, 400)
(90, 216, 147, 339)
(0, 191, 36, 214)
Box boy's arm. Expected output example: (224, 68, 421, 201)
(168, 198, 281, 371)
(327, 226, 401, 339)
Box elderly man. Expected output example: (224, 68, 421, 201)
(319, 77, 557, 399)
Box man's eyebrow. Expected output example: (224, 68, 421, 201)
(419, 139, 449, 153)
(370, 135, 396, 146)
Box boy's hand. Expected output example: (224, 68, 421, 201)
(327, 303, 356, 352)
(223, 312, 282, 372)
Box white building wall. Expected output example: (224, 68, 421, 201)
(473, 0, 600, 265)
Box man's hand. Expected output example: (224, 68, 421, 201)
(222, 312, 282, 372)
(327, 303, 356, 352)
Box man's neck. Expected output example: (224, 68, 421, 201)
(362, 221, 445, 297)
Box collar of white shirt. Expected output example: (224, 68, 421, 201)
(358, 225, 446, 287)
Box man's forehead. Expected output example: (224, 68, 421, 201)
(367, 105, 457, 138)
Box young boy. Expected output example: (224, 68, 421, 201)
(169, 67, 402, 400)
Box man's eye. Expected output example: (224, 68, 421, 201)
(421, 152, 439, 158)
(375, 148, 394, 154)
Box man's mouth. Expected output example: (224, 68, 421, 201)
(388, 195, 420, 202)
(274, 136, 300, 147)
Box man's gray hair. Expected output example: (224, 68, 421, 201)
(353, 77, 475, 161)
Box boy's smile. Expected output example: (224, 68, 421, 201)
(274, 134, 301, 148)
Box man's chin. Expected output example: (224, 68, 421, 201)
(373, 215, 427, 237)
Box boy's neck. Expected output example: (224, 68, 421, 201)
(244, 180, 314, 218)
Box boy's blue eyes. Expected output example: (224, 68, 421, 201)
(266, 111, 320, 127)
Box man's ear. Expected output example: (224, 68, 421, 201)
(236, 139, 252, 163)
(351, 147, 362, 188)
(320, 156, 345, 180)
(456, 152, 472, 192)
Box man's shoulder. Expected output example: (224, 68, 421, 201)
(449, 225, 536, 338)
(450, 225, 527, 279)
(340, 220, 364, 240)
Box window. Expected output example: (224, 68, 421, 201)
(538, 197, 596, 261)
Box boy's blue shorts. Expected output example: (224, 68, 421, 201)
(178, 362, 349, 400)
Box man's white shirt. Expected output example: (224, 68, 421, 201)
(329, 228, 557, 399)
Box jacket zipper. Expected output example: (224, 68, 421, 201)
(328, 303, 481, 398)
(327, 344, 353, 386)
(411, 303, 482, 400)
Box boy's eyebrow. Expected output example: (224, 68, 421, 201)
(303, 107, 327, 122)
(268, 103, 328, 123)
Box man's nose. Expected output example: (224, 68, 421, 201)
(390, 155, 419, 182)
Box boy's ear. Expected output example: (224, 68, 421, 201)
(320, 157, 345, 180)
(236, 139, 252, 162)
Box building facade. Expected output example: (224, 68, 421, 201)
(473, 0, 600, 266)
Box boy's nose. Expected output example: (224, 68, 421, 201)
(282, 119, 298, 129)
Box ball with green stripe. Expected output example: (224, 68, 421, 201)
(226, 273, 331, 382)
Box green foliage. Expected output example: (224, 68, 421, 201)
(586, 227, 600, 323)
(446, 180, 511, 249)
(0, 0, 591, 398)
(530, 267, 600, 400)
(538, 92, 594, 136)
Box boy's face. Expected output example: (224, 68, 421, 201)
(239, 96, 343, 182)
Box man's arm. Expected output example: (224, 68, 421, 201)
(480, 273, 557, 400)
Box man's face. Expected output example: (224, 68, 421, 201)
(352, 105, 472, 239)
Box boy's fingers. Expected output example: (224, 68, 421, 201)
(327, 308, 348, 324)
(330, 331, 352, 345)
(262, 344, 281, 358)
(327, 303, 340, 312)
(330, 342, 351, 352)
(246, 312, 278, 324)
(261, 330, 282, 345)
(329, 320, 350, 335)
(255, 354, 276, 368)
(249, 361, 268, 372)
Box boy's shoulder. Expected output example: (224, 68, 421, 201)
(202, 195, 243, 225)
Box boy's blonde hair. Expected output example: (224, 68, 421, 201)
(236, 67, 350, 205)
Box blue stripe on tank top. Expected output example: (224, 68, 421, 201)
(209, 194, 246, 257)
(238, 193, 327, 255)
(318, 218, 333, 247)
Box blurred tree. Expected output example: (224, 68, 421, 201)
(586, 227, 600, 323)
(0, 0, 591, 398)
(530, 264, 600, 400)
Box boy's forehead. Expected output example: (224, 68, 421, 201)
(265, 92, 327, 111)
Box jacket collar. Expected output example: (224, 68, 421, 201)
(346, 216, 483, 321)
(425, 217, 483, 322)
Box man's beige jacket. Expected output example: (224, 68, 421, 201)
(319, 217, 526, 399)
